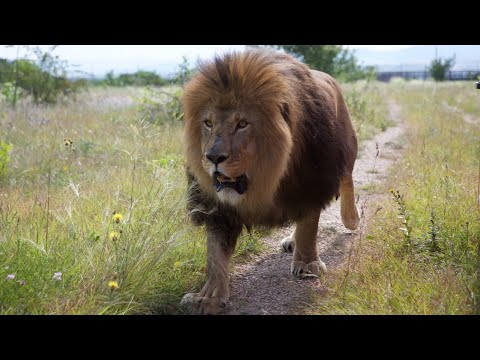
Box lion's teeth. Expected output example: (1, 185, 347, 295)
(217, 174, 232, 183)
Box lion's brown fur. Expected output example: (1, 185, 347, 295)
(182, 48, 357, 228)
(180, 49, 359, 313)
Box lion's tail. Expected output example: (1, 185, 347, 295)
(339, 175, 360, 230)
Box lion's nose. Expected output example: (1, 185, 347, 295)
(206, 153, 229, 165)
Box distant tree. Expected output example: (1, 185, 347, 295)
(1, 45, 86, 106)
(99, 70, 168, 87)
(132, 70, 168, 86)
(173, 56, 195, 85)
(104, 71, 118, 86)
(429, 55, 456, 81)
(134, 57, 196, 124)
(255, 45, 370, 82)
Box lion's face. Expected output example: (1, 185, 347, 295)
(185, 101, 293, 212)
(199, 108, 256, 205)
(182, 51, 297, 213)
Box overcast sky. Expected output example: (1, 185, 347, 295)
(0, 45, 422, 77)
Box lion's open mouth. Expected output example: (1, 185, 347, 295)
(213, 171, 248, 195)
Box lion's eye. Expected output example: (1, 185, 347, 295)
(237, 120, 248, 129)
(204, 119, 213, 128)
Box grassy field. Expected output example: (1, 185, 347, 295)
(0, 86, 267, 314)
(0, 81, 413, 314)
(314, 80, 480, 314)
(342, 80, 393, 143)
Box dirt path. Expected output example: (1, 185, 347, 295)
(226, 100, 406, 315)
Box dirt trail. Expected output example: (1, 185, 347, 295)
(225, 100, 406, 315)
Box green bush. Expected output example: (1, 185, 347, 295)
(1, 82, 22, 104)
(0, 141, 13, 179)
(429, 55, 456, 81)
(0, 46, 86, 106)
(344, 82, 391, 141)
(134, 59, 192, 124)
(172, 56, 194, 85)
(135, 87, 183, 125)
(99, 70, 169, 87)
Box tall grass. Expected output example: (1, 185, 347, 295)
(342, 80, 393, 143)
(0, 87, 263, 314)
(314, 81, 480, 314)
(0, 81, 395, 314)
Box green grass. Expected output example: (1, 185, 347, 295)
(314, 81, 480, 314)
(438, 81, 480, 115)
(0, 87, 264, 314)
(342, 80, 394, 143)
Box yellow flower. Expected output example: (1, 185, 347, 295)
(108, 281, 119, 290)
(109, 231, 119, 241)
(113, 213, 123, 223)
(389, 188, 394, 193)
(64, 138, 73, 147)
(174, 261, 182, 268)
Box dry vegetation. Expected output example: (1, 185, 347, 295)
(0, 87, 263, 314)
(314, 80, 480, 314)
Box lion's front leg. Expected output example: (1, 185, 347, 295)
(291, 209, 327, 278)
(181, 221, 242, 315)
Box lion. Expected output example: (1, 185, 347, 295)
(180, 48, 360, 314)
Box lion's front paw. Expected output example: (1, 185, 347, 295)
(281, 234, 295, 253)
(180, 293, 227, 315)
(291, 259, 327, 278)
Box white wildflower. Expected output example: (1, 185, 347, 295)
(52, 272, 62, 281)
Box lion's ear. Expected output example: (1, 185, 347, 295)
(279, 103, 291, 128)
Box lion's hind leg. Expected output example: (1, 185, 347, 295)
(340, 173, 360, 230)
(290, 209, 327, 278)
(281, 232, 295, 253)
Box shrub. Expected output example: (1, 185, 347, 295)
(0, 141, 13, 179)
(1, 82, 22, 104)
(99, 70, 168, 87)
(136, 87, 183, 125)
(0, 46, 86, 106)
(429, 55, 456, 81)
